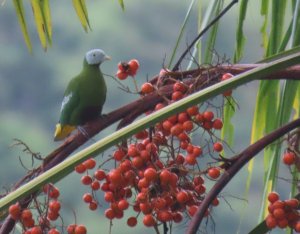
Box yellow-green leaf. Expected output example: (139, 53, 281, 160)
(12, 0, 32, 53)
(233, 0, 248, 62)
(72, 0, 91, 32)
(118, 0, 125, 11)
(30, 0, 47, 51)
(41, 0, 52, 45)
(260, 0, 269, 50)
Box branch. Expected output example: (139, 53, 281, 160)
(1, 63, 300, 234)
(185, 118, 300, 234)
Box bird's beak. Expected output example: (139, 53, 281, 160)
(105, 55, 112, 61)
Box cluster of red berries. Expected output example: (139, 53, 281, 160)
(116, 59, 140, 80)
(71, 78, 226, 231)
(8, 183, 87, 234)
(282, 151, 298, 166)
(266, 192, 300, 232)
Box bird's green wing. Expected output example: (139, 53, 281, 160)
(59, 78, 81, 125)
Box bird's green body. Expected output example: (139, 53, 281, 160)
(54, 49, 110, 141)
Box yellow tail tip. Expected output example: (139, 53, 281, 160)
(54, 124, 76, 141)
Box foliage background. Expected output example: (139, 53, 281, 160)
(0, 1, 290, 233)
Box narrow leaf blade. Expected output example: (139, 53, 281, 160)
(12, 0, 32, 53)
(30, 0, 47, 50)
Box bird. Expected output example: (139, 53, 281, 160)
(54, 49, 111, 141)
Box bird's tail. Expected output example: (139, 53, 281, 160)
(54, 124, 76, 141)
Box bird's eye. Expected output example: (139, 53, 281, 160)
(93, 54, 96, 57)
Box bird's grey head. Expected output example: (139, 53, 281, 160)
(85, 49, 111, 65)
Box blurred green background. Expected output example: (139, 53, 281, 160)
(0, 1, 291, 233)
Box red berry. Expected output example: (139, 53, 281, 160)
(104, 191, 114, 202)
(144, 168, 158, 182)
(118, 199, 129, 210)
(213, 142, 223, 152)
(213, 118, 223, 130)
(141, 83, 154, 94)
(188, 205, 198, 216)
(93, 170, 106, 181)
(185, 154, 197, 165)
(48, 228, 60, 234)
(75, 163, 86, 174)
(9, 203, 21, 220)
(282, 152, 296, 165)
(267, 192, 280, 203)
(82, 193, 93, 203)
(67, 224, 77, 234)
(172, 91, 184, 101)
(173, 212, 183, 223)
(183, 120, 194, 132)
(193, 146, 202, 157)
(294, 222, 300, 232)
(265, 215, 277, 229)
(49, 200, 61, 213)
(89, 200, 98, 210)
(203, 111, 214, 121)
(143, 214, 156, 227)
(108, 169, 123, 185)
(83, 158, 96, 170)
(74, 225, 87, 234)
(273, 208, 285, 219)
(159, 169, 171, 184)
(47, 211, 59, 221)
(208, 167, 221, 179)
(285, 198, 299, 208)
(128, 59, 140, 76)
(173, 82, 187, 93)
(113, 149, 126, 161)
(105, 208, 115, 219)
(176, 190, 189, 203)
(116, 70, 128, 80)
(221, 73, 233, 96)
(186, 106, 199, 116)
(127, 217, 137, 227)
(170, 123, 184, 136)
(81, 175, 92, 185)
(157, 210, 172, 222)
(91, 180, 100, 190)
(139, 202, 152, 214)
(31, 226, 43, 234)
(21, 209, 33, 221)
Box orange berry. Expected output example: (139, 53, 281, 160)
(143, 214, 156, 227)
(267, 192, 280, 203)
(282, 152, 296, 165)
(9, 203, 21, 220)
(213, 142, 223, 152)
(208, 167, 221, 179)
(116, 70, 128, 80)
(141, 83, 154, 94)
(265, 215, 277, 229)
(74, 224, 87, 234)
(128, 59, 140, 76)
(127, 216, 137, 227)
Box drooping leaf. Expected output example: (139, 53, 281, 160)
(203, 0, 224, 63)
(72, 0, 91, 32)
(118, 0, 125, 11)
(12, 0, 32, 53)
(30, 0, 47, 51)
(168, 0, 196, 68)
(260, 0, 269, 50)
(221, 97, 235, 146)
(266, 0, 287, 54)
(41, 0, 52, 45)
(233, 0, 248, 62)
